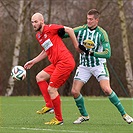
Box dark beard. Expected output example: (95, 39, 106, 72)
(36, 24, 42, 32)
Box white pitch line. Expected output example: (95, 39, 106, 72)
(0, 126, 88, 133)
(19, 97, 133, 102)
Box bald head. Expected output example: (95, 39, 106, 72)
(31, 13, 44, 32)
(31, 13, 44, 22)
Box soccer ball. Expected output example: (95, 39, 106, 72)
(11, 66, 26, 81)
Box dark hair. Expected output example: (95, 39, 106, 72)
(87, 9, 100, 19)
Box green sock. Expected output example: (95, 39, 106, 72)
(109, 91, 126, 116)
(74, 94, 88, 116)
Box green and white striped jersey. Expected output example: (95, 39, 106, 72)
(73, 24, 111, 67)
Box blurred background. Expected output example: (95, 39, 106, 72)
(0, 0, 133, 97)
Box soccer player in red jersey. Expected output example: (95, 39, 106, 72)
(24, 13, 79, 125)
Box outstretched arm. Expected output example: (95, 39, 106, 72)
(64, 26, 80, 52)
(24, 50, 47, 69)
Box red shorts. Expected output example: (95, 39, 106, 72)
(43, 59, 75, 88)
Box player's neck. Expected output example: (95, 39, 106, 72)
(40, 24, 45, 33)
(88, 26, 97, 31)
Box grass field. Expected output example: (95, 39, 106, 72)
(0, 96, 133, 133)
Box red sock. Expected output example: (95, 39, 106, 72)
(52, 95, 63, 121)
(37, 81, 53, 108)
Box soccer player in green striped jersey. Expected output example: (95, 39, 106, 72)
(65, 9, 133, 124)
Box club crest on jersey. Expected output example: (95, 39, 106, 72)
(44, 34, 47, 38)
(37, 34, 41, 39)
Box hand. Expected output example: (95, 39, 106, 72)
(75, 45, 83, 53)
(78, 44, 89, 55)
(78, 44, 94, 56)
(24, 60, 35, 70)
(89, 51, 94, 56)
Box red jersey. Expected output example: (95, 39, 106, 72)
(36, 24, 73, 65)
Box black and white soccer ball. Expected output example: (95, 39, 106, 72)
(11, 66, 26, 81)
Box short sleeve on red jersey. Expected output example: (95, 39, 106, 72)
(48, 24, 64, 35)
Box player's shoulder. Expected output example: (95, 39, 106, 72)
(48, 24, 54, 27)
(73, 24, 88, 31)
(97, 26, 109, 41)
(48, 24, 63, 27)
(97, 26, 108, 35)
(47, 24, 64, 30)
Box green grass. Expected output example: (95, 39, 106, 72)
(0, 96, 133, 133)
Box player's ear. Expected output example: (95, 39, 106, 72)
(41, 19, 44, 24)
(96, 18, 99, 23)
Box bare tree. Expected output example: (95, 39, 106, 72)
(5, 0, 31, 96)
(117, 0, 133, 96)
(0, 0, 133, 96)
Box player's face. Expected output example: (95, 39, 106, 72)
(31, 19, 42, 32)
(87, 15, 99, 29)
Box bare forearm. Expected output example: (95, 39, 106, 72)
(32, 50, 47, 63)
(64, 26, 78, 49)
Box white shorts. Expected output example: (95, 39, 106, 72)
(74, 64, 109, 83)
